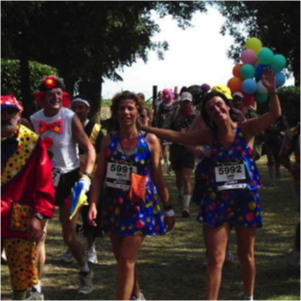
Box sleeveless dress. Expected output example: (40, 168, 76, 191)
(196, 126, 263, 229)
(102, 132, 166, 236)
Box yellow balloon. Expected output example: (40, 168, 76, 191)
(245, 37, 263, 54)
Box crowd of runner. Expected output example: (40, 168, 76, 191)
(1, 69, 299, 300)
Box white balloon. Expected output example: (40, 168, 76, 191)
(257, 80, 268, 94)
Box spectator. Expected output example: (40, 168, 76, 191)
(262, 115, 288, 186)
(279, 124, 300, 267)
(163, 91, 197, 217)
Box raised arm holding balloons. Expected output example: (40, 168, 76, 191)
(139, 67, 281, 300)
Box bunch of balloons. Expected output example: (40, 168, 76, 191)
(227, 37, 287, 105)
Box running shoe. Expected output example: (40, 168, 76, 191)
(181, 209, 190, 218)
(61, 249, 74, 263)
(87, 247, 98, 264)
(27, 289, 44, 300)
(78, 268, 93, 294)
(131, 292, 146, 300)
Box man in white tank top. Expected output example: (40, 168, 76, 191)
(30, 76, 96, 297)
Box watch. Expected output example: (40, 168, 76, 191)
(34, 213, 45, 220)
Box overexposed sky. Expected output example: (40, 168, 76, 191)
(101, 7, 293, 100)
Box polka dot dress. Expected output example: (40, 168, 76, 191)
(102, 133, 166, 237)
(3, 238, 38, 291)
(196, 126, 263, 228)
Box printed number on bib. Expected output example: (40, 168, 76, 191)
(106, 162, 137, 190)
(215, 163, 247, 191)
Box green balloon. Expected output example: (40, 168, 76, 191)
(239, 64, 255, 79)
(255, 92, 268, 104)
(258, 48, 274, 65)
(270, 54, 287, 71)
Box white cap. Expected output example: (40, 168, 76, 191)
(180, 92, 193, 102)
(232, 92, 244, 98)
(71, 97, 90, 107)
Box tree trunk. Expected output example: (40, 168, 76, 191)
(78, 78, 102, 122)
(20, 33, 32, 119)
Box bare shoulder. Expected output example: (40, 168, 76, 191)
(145, 132, 159, 143)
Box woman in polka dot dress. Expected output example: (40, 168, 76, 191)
(88, 91, 175, 300)
(139, 68, 281, 300)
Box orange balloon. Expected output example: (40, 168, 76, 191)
(227, 77, 243, 93)
(232, 64, 243, 78)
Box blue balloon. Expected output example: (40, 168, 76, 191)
(255, 64, 268, 80)
(242, 78, 257, 94)
(275, 72, 286, 87)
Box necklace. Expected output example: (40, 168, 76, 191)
(118, 132, 138, 157)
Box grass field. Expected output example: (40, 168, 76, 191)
(1, 157, 300, 300)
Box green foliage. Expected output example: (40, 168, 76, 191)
(214, 1, 300, 85)
(101, 99, 113, 108)
(1, 59, 58, 100)
(257, 86, 300, 127)
(1, 1, 207, 115)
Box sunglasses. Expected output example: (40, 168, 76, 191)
(140, 114, 147, 118)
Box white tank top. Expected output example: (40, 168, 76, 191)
(30, 107, 80, 174)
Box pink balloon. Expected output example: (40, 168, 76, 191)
(241, 49, 257, 65)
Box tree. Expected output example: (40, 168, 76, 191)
(1, 59, 58, 113)
(214, 1, 300, 86)
(1, 1, 207, 118)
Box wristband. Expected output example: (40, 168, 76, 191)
(268, 91, 277, 97)
(165, 209, 175, 217)
(163, 204, 173, 211)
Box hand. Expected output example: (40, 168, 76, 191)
(88, 203, 98, 227)
(262, 68, 276, 93)
(137, 119, 145, 131)
(164, 216, 175, 232)
(78, 176, 91, 193)
(27, 217, 46, 243)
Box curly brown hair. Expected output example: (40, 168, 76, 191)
(110, 91, 144, 127)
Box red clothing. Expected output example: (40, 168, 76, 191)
(1, 125, 55, 239)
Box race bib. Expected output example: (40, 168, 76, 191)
(106, 162, 137, 190)
(215, 163, 247, 191)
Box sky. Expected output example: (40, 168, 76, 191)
(101, 7, 293, 100)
